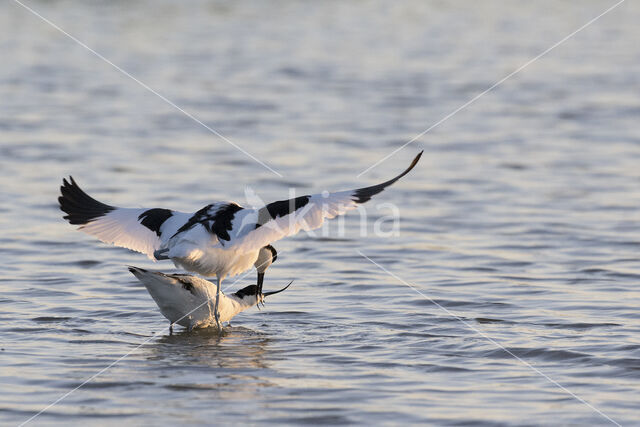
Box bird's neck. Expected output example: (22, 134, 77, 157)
(226, 294, 258, 315)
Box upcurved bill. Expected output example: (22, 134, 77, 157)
(264, 280, 294, 297)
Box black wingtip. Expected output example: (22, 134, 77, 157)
(352, 151, 423, 203)
(58, 176, 115, 225)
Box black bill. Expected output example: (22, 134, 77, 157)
(264, 280, 293, 297)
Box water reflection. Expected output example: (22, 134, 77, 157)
(1, 0, 639, 425)
(148, 326, 273, 370)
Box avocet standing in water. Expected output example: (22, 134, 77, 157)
(59, 151, 422, 328)
(128, 266, 292, 333)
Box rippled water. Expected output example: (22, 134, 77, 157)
(1, 1, 639, 425)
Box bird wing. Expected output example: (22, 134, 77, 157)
(59, 177, 190, 259)
(226, 151, 423, 253)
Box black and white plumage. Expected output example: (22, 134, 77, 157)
(59, 152, 422, 326)
(128, 267, 292, 332)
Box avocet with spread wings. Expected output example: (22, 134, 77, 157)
(59, 152, 422, 327)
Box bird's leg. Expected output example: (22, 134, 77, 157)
(169, 323, 173, 335)
(214, 276, 222, 331)
(257, 272, 266, 308)
(255, 272, 261, 310)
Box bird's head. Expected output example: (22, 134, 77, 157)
(232, 280, 292, 306)
(254, 245, 277, 290)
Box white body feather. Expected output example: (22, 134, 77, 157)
(129, 267, 257, 329)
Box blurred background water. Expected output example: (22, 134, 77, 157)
(1, 0, 639, 425)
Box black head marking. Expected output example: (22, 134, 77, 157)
(352, 151, 423, 203)
(138, 208, 173, 237)
(234, 281, 292, 300)
(58, 177, 115, 225)
(255, 196, 310, 229)
(265, 245, 277, 262)
(234, 285, 258, 299)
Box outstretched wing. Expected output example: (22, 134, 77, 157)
(59, 177, 190, 259)
(226, 151, 423, 253)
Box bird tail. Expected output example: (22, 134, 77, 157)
(128, 266, 197, 326)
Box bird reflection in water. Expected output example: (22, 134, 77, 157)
(148, 326, 273, 372)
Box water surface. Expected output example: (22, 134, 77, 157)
(1, 1, 639, 425)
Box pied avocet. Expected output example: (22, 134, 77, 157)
(128, 266, 292, 332)
(59, 152, 422, 328)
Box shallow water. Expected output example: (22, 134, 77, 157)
(1, 1, 639, 425)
